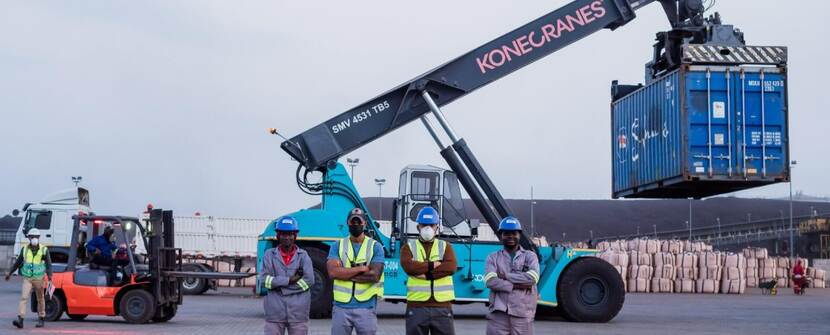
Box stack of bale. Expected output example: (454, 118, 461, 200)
(696, 251, 723, 294)
(742, 247, 767, 288)
(807, 268, 827, 288)
(598, 250, 629, 290)
(720, 252, 746, 294)
(652, 252, 676, 293)
(775, 257, 790, 288)
(674, 252, 698, 293)
(758, 256, 777, 287)
(628, 249, 653, 293)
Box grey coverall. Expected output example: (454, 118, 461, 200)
(483, 248, 540, 335)
(259, 247, 315, 335)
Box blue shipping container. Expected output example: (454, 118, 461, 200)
(612, 64, 789, 198)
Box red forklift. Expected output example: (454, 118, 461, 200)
(36, 208, 248, 323)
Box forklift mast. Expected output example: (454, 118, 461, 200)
(278, 0, 711, 252)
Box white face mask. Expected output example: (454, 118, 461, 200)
(30, 238, 39, 246)
(419, 226, 436, 241)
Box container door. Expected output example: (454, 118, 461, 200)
(736, 69, 787, 178)
(686, 69, 734, 177)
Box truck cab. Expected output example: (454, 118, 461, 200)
(13, 187, 91, 264)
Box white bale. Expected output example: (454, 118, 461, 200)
(699, 267, 722, 281)
(721, 279, 746, 294)
(628, 265, 653, 279)
(651, 278, 673, 293)
(675, 252, 698, 268)
(628, 278, 650, 293)
(723, 252, 746, 269)
(629, 251, 652, 266)
(698, 251, 723, 268)
(746, 258, 758, 269)
(777, 257, 790, 269)
(654, 252, 675, 269)
(746, 277, 759, 288)
(674, 279, 696, 293)
(654, 264, 676, 280)
(660, 240, 683, 254)
(676, 267, 698, 279)
(696, 279, 719, 294)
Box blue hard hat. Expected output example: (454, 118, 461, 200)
(416, 207, 440, 225)
(274, 216, 300, 232)
(498, 216, 522, 232)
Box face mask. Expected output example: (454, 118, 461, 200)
(30, 238, 39, 246)
(419, 226, 435, 241)
(348, 224, 364, 237)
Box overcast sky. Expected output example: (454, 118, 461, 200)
(2, 1, 828, 219)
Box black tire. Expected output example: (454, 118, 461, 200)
(39, 293, 64, 322)
(556, 257, 625, 323)
(119, 289, 156, 324)
(67, 313, 88, 321)
(306, 248, 333, 319)
(181, 263, 208, 295)
(152, 304, 177, 323)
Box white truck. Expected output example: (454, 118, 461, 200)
(12, 187, 92, 265)
(11, 188, 259, 295)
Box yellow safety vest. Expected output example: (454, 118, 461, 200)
(406, 239, 455, 302)
(21, 246, 47, 278)
(332, 238, 384, 303)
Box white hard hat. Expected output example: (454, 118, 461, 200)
(27, 228, 42, 237)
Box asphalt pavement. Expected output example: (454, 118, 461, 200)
(1, 276, 828, 334)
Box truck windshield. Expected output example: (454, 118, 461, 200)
(23, 210, 52, 235)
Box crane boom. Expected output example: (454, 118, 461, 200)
(278, 0, 706, 252)
(280, 0, 695, 168)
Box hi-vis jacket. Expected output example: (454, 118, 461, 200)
(483, 248, 540, 318)
(259, 247, 315, 323)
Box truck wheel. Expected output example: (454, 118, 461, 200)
(181, 263, 208, 295)
(39, 293, 64, 322)
(556, 257, 625, 323)
(152, 305, 177, 323)
(306, 248, 333, 319)
(119, 290, 156, 324)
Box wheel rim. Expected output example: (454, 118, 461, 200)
(182, 277, 200, 290)
(127, 296, 147, 317)
(578, 276, 608, 306)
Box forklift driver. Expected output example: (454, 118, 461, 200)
(86, 226, 118, 268)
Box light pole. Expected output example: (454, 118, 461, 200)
(716, 217, 721, 249)
(71, 176, 83, 187)
(346, 158, 360, 181)
(653, 224, 657, 238)
(688, 198, 693, 241)
(530, 186, 536, 238)
(374, 178, 386, 220)
(789, 160, 797, 260)
(589, 230, 594, 240)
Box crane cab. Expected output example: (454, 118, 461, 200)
(393, 165, 473, 238)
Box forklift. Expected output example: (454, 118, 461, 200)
(37, 209, 183, 323)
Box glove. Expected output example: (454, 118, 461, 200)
(4, 273, 10, 281)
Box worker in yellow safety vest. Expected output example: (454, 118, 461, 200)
(326, 208, 385, 335)
(5, 228, 53, 329)
(400, 207, 457, 335)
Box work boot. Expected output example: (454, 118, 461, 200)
(36, 317, 44, 328)
(12, 316, 23, 329)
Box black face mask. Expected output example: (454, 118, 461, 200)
(348, 224, 365, 237)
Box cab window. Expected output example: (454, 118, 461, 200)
(23, 211, 52, 235)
